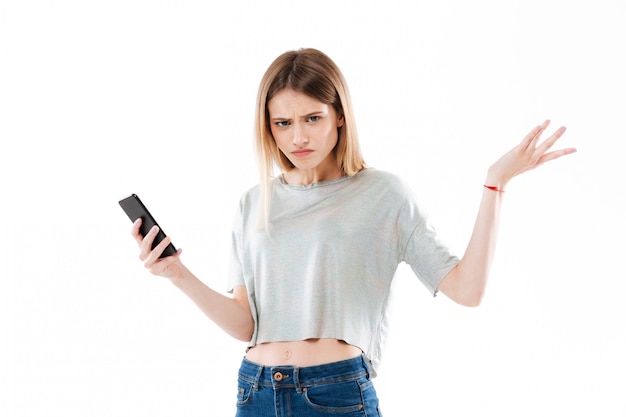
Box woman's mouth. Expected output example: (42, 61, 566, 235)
(292, 149, 314, 157)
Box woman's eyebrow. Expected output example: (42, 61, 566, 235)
(270, 111, 324, 121)
(271, 110, 326, 120)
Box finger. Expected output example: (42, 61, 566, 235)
(520, 120, 548, 150)
(537, 146, 577, 165)
(535, 126, 567, 155)
(138, 225, 160, 261)
(131, 218, 143, 245)
(521, 124, 542, 149)
(143, 236, 173, 268)
(526, 119, 551, 151)
(153, 235, 173, 259)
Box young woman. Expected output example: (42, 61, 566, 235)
(131, 48, 576, 416)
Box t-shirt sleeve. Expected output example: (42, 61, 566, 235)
(402, 217, 460, 295)
(396, 183, 460, 296)
(227, 199, 246, 293)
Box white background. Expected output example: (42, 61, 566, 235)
(1, 1, 624, 416)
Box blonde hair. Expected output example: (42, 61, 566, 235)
(254, 48, 366, 228)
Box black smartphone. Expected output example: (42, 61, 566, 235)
(119, 194, 177, 258)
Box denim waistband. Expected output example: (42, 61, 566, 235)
(238, 354, 373, 392)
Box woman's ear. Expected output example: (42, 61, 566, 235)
(337, 112, 345, 128)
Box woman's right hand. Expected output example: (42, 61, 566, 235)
(131, 218, 254, 341)
(131, 218, 184, 280)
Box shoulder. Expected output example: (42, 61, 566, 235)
(240, 183, 261, 201)
(357, 168, 413, 195)
(233, 182, 263, 218)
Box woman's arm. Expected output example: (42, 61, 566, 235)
(131, 219, 254, 341)
(438, 120, 576, 307)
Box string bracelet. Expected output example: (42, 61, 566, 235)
(483, 185, 505, 193)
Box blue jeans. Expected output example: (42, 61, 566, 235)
(235, 354, 383, 416)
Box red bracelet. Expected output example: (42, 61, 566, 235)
(484, 185, 505, 192)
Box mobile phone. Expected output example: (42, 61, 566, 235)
(119, 194, 177, 258)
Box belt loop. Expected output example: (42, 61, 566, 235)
(361, 353, 372, 380)
(293, 367, 301, 394)
(253, 364, 263, 391)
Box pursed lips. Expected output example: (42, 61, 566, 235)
(292, 149, 314, 157)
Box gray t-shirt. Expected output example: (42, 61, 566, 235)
(228, 168, 459, 375)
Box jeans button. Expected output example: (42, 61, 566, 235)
(274, 372, 283, 381)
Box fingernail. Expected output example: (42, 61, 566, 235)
(560, 126, 567, 134)
(150, 225, 158, 233)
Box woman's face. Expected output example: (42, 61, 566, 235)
(268, 89, 344, 184)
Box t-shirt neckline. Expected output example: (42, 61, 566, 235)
(277, 168, 369, 190)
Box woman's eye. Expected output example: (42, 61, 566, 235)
(307, 116, 320, 122)
(276, 121, 289, 127)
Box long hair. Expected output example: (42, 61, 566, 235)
(254, 48, 366, 228)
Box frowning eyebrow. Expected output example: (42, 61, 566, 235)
(270, 111, 325, 121)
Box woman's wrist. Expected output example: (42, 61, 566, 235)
(483, 185, 505, 192)
(165, 261, 194, 286)
(484, 168, 509, 191)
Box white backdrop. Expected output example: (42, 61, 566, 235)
(1, 1, 624, 416)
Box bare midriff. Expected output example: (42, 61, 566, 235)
(245, 338, 362, 367)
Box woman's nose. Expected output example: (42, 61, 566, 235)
(292, 124, 310, 146)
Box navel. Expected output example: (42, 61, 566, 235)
(283, 349, 292, 360)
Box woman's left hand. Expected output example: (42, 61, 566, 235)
(486, 120, 576, 188)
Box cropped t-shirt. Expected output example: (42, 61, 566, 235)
(227, 168, 459, 375)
